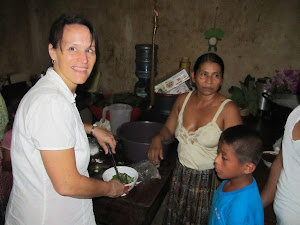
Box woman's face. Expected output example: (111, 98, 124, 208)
(49, 24, 96, 93)
(191, 61, 222, 96)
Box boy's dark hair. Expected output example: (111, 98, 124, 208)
(220, 125, 262, 165)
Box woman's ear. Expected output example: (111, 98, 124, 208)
(191, 71, 195, 83)
(242, 162, 256, 175)
(48, 44, 56, 62)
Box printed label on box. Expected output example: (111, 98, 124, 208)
(155, 69, 190, 93)
(167, 83, 190, 94)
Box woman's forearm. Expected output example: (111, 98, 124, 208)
(58, 174, 116, 198)
(260, 150, 283, 207)
(155, 125, 174, 142)
(40, 149, 124, 198)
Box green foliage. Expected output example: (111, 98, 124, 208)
(204, 28, 224, 39)
(228, 74, 258, 116)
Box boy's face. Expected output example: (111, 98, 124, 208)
(214, 142, 246, 180)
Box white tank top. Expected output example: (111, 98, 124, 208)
(175, 91, 231, 170)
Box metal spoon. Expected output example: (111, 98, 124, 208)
(106, 143, 121, 181)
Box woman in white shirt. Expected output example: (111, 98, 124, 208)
(5, 14, 126, 225)
(261, 105, 300, 224)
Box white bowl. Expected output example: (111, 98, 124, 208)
(262, 151, 278, 168)
(102, 166, 138, 196)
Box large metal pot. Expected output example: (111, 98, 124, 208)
(117, 121, 175, 162)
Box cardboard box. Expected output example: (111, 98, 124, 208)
(155, 69, 190, 93)
(167, 82, 190, 94)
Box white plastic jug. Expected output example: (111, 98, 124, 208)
(102, 103, 132, 136)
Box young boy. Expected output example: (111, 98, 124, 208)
(208, 125, 264, 225)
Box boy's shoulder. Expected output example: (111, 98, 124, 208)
(224, 179, 263, 224)
(219, 178, 262, 211)
(210, 179, 264, 225)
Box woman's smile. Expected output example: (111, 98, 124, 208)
(72, 66, 87, 70)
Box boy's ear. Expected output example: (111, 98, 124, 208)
(242, 162, 256, 174)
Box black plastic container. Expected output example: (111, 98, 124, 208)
(117, 121, 175, 162)
(154, 93, 178, 116)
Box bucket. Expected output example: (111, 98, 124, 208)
(102, 104, 133, 136)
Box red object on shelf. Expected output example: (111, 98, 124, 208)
(88, 104, 142, 121)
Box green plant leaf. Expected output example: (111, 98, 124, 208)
(248, 100, 258, 116)
(228, 86, 246, 108)
(228, 74, 258, 116)
(243, 74, 255, 87)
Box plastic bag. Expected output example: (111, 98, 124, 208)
(131, 160, 161, 185)
(273, 136, 282, 152)
(95, 119, 111, 131)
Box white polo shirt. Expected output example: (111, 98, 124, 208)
(5, 67, 96, 225)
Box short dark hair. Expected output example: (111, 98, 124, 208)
(219, 125, 263, 165)
(49, 14, 98, 56)
(193, 53, 224, 78)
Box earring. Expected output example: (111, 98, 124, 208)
(52, 59, 55, 64)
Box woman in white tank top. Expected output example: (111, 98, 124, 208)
(148, 53, 243, 225)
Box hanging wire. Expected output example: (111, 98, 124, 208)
(149, 1, 159, 109)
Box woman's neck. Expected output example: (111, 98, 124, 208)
(194, 91, 220, 105)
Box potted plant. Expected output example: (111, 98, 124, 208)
(265, 69, 300, 95)
(263, 69, 300, 118)
(228, 74, 258, 116)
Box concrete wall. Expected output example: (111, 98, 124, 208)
(1, 0, 299, 96)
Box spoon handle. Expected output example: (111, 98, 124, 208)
(106, 144, 121, 180)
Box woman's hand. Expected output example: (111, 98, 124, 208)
(107, 180, 128, 198)
(92, 127, 117, 154)
(148, 135, 164, 165)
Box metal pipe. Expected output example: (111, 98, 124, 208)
(149, 10, 158, 109)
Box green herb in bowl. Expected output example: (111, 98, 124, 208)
(111, 173, 134, 184)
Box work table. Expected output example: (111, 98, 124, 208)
(91, 141, 177, 225)
(90, 111, 284, 225)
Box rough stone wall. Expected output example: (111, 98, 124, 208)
(1, 0, 299, 96)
